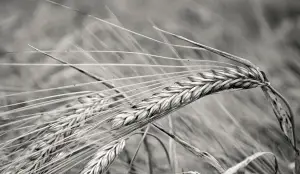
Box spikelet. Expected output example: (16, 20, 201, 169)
(81, 139, 125, 174)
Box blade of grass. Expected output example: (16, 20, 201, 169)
(224, 152, 278, 174)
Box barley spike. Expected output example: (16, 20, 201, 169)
(111, 67, 266, 129)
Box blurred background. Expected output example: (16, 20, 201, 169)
(1, 0, 300, 173)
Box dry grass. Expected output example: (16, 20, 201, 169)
(0, 0, 300, 174)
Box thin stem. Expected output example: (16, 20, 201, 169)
(127, 126, 150, 174)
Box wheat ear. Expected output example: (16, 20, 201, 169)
(81, 139, 126, 174)
(111, 67, 266, 129)
(11, 93, 111, 174)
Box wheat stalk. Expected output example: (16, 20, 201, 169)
(8, 93, 112, 174)
(153, 123, 225, 173)
(81, 139, 125, 174)
(262, 87, 294, 145)
(111, 66, 266, 129)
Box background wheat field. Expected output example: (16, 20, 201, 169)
(1, 0, 300, 174)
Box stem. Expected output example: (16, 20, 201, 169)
(267, 85, 297, 151)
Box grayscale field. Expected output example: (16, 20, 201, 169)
(0, 0, 300, 174)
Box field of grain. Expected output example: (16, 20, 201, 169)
(0, 0, 300, 174)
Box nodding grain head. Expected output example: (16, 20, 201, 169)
(111, 66, 268, 129)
